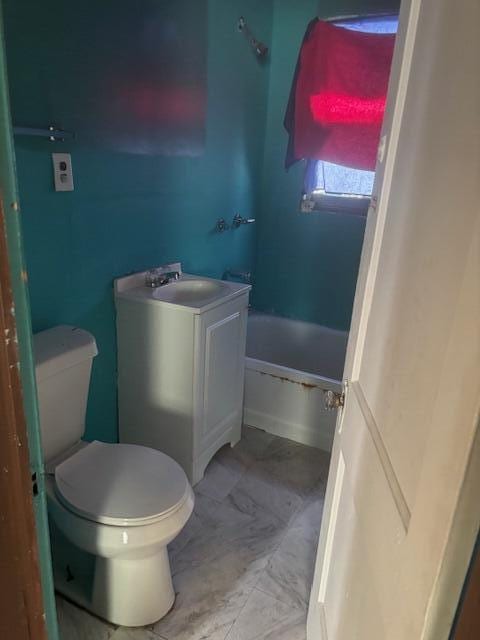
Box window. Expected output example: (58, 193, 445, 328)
(303, 15, 398, 215)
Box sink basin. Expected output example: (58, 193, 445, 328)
(115, 272, 251, 314)
(153, 278, 229, 306)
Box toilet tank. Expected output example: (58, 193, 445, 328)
(33, 326, 98, 462)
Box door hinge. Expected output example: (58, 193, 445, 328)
(31, 472, 39, 497)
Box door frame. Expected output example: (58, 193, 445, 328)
(451, 535, 480, 640)
(0, 200, 48, 640)
(0, 3, 59, 638)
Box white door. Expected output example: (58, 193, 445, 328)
(307, 1, 480, 639)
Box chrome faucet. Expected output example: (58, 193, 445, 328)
(163, 271, 180, 283)
(232, 213, 256, 228)
(145, 263, 182, 288)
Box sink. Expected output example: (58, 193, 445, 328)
(115, 272, 251, 314)
(153, 278, 229, 306)
(115, 269, 251, 492)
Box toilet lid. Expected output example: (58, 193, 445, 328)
(55, 441, 190, 526)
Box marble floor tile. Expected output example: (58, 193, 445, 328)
(153, 549, 261, 640)
(254, 438, 331, 499)
(228, 425, 276, 468)
(194, 450, 245, 502)
(170, 498, 284, 577)
(194, 428, 277, 503)
(194, 491, 226, 524)
(168, 492, 222, 567)
(227, 465, 305, 525)
(111, 628, 166, 640)
(226, 437, 329, 527)
(255, 494, 325, 610)
(56, 596, 116, 640)
(156, 492, 287, 640)
(225, 588, 307, 640)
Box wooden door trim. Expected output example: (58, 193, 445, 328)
(452, 537, 480, 640)
(0, 199, 48, 640)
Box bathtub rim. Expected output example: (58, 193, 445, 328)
(245, 356, 343, 392)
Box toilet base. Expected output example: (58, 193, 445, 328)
(91, 546, 175, 627)
(47, 472, 194, 627)
(56, 545, 175, 627)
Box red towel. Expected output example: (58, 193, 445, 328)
(285, 20, 395, 171)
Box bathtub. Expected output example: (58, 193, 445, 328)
(244, 313, 348, 452)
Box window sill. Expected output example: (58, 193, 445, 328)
(300, 194, 370, 217)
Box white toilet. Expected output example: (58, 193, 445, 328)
(34, 325, 194, 627)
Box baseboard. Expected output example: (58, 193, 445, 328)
(244, 407, 333, 452)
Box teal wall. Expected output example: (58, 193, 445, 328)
(3, 0, 398, 445)
(4, 0, 273, 443)
(253, 0, 399, 331)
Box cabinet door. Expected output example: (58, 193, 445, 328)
(200, 307, 247, 450)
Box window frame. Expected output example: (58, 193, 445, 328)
(301, 188, 371, 216)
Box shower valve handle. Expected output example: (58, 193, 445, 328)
(232, 214, 256, 228)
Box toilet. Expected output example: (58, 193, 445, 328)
(34, 325, 194, 627)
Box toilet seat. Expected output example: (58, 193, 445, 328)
(55, 441, 190, 527)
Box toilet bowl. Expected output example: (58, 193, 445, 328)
(34, 326, 194, 627)
(47, 440, 194, 626)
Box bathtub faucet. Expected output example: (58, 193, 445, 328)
(232, 214, 256, 228)
(223, 269, 252, 284)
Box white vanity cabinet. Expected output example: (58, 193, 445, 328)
(115, 273, 250, 484)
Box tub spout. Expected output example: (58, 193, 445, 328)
(223, 269, 252, 284)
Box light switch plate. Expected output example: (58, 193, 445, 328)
(52, 153, 74, 191)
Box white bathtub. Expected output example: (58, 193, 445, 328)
(244, 313, 348, 452)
